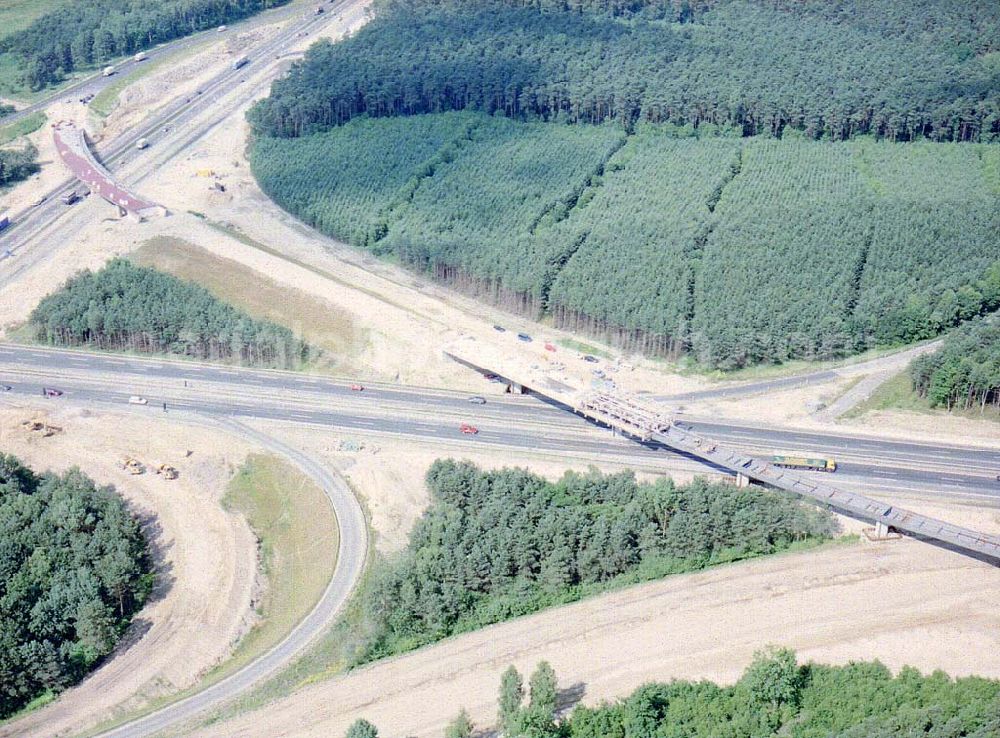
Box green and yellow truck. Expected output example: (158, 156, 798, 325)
(771, 454, 837, 472)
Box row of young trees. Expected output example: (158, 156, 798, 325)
(0, 0, 290, 91)
(0, 141, 39, 185)
(30, 259, 306, 368)
(911, 313, 1000, 413)
(358, 460, 835, 662)
(0, 455, 151, 718)
(347, 650, 1000, 737)
(249, 0, 1000, 142)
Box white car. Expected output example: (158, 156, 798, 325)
(128, 395, 148, 405)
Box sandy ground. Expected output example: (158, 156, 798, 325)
(0, 401, 258, 738)
(194, 502, 1000, 738)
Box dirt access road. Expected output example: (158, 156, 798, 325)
(195, 509, 1000, 738)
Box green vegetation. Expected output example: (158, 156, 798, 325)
(359, 461, 835, 662)
(0, 454, 151, 719)
(29, 258, 306, 368)
(0, 140, 38, 185)
(0, 0, 290, 94)
(0, 0, 68, 42)
(911, 313, 1000, 414)
(841, 372, 931, 419)
(458, 652, 1000, 738)
(250, 0, 1000, 143)
(252, 113, 1000, 368)
(217, 454, 339, 678)
(0, 110, 45, 145)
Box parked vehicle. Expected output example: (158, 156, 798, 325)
(771, 454, 837, 472)
(350, 384, 365, 391)
(460, 423, 479, 434)
(544, 342, 556, 352)
(517, 332, 532, 342)
(468, 396, 486, 404)
(128, 395, 148, 405)
(583, 355, 599, 363)
(42, 388, 63, 398)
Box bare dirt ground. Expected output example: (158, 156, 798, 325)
(0, 402, 257, 738)
(194, 503, 1000, 738)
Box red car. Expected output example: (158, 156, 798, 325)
(350, 384, 365, 392)
(42, 387, 63, 398)
(544, 342, 556, 352)
(459, 423, 479, 435)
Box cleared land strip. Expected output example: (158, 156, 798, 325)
(94, 418, 367, 738)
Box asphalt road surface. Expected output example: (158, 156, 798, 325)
(2, 344, 997, 505)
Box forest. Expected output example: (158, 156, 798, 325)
(0, 141, 38, 186)
(251, 114, 1000, 367)
(358, 461, 835, 662)
(910, 311, 1000, 413)
(0, 0, 289, 92)
(0, 455, 151, 719)
(30, 259, 306, 368)
(249, 0, 1000, 143)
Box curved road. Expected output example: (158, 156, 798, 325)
(97, 418, 367, 738)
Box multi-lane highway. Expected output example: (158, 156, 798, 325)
(2, 344, 997, 504)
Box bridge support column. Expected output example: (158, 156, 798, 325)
(735, 472, 750, 488)
(506, 382, 525, 394)
(865, 520, 900, 542)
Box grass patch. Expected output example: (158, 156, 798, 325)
(89, 54, 172, 118)
(0, 0, 68, 41)
(217, 453, 339, 678)
(556, 337, 613, 358)
(130, 236, 365, 372)
(0, 110, 45, 145)
(842, 371, 931, 418)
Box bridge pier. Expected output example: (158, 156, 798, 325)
(865, 520, 900, 542)
(735, 472, 751, 488)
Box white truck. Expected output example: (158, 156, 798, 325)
(134, 51, 147, 62)
(102, 65, 115, 77)
(135, 138, 149, 150)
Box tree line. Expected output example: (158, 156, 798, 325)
(249, 0, 1000, 143)
(911, 313, 1000, 413)
(347, 649, 1000, 737)
(0, 141, 39, 186)
(0, 455, 151, 719)
(0, 0, 290, 91)
(30, 258, 307, 369)
(357, 460, 835, 663)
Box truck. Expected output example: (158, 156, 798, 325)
(134, 51, 148, 62)
(771, 454, 837, 472)
(135, 137, 149, 150)
(60, 190, 80, 206)
(102, 65, 115, 77)
(0, 214, 8, 231)
(232, 56, 249, 71)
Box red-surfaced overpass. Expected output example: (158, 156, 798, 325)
(52, 121, 166, 220)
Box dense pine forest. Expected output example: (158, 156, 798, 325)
(0, 0, 290, 92)
(30, 259, 306, 368)
(250, 0, 999, 142)
(910, 312, 1000, 413)
(358, 461, 835, 662)
(402, 652, 1000, 738)
(0, 455, 151, 718)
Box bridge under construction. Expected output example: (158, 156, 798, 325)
(445, 340, 1000, 564)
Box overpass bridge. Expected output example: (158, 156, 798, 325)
(445, 340, 1000, 564)
(52, 122, 166, 221)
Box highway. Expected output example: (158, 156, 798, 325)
(1, 344, 997, 504)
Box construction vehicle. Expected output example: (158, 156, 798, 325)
(119, 457, 146, 475)
(102, 66, 115, 77)
(460, 423, 479, 435)
(155, 464, 178, 480)
(134, 51, 148, 62)
(60, 190, 80, 206)
(135, 138, 149, 150)
(232, 56, 249, 71)
(21, 420, 62, 437)
(771, 454, 837, 472)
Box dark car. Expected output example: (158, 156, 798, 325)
(493, 325, 505, 332)
(583, 355, 599, 363)
(0, 384, 11, 391)
(517, 332, 532, 342)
